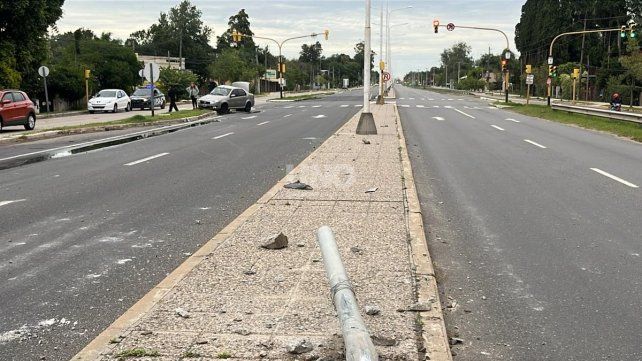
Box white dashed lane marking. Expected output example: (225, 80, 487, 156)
(212, 132, 234, 140)
(242, 115, 257, 119)
(312, 115, 327, 119)
(507, 118, 520, 123)
(256, 121, 270, 125)
(124, 153, 169, 166)
(524, 139, 547, 149)
(590, 168, 638, 188)
(0, 199, 26, 208)
(453, 108, 475, 118)
(283, 114, 292, 118)
(340, 104, 349, 107)
(490, 125, 505, 131)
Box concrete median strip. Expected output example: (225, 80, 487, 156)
(72, 102, 451, 361)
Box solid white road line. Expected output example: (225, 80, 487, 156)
(340, 104, 349, 107)
(507, 118, 520, 123)
(416, 105, 425, 108)
(524, 139, 547, 149)
(124, 152, 169, 166)
(312, 115, 327, 119)
(453, 108, 475, 118)
(256, 121, 270, 125)
(283, 114, 293, 118)
(242, 115, 257, 119)
(590, 168, 639, 188)
(490, 125, 505, 131)
(0, 199, 26, 208)
(432, 116, 445, 121)
(212, 132, 234, 140)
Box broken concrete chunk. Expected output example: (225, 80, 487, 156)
(362, 139, 371, 144)
(397, 302, 433, 312)
(260, 233, 288, 249)
(450, 337, 464, 345)
(284, 180, 313, 190)
(287, 339, 314, 354)
(364, 305, 380, 316)
(371, 335, 398, 346)
(365, 187, 378, 193)
(175, 308, 190, 318)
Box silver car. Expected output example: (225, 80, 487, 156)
(197, 85, 254, 114)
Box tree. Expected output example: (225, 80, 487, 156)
(129, 1, 214, 80)
(158, 68, 197, 100)
(207, 48, 258, 84)
(216, 9, 256, 52)
(299, 42, 323, 63)
(0, 0, 65, 91)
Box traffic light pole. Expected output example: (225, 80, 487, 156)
(236, 31, 329, 99)
(437, 24, 511, 103)
(547, 27, 631, 106)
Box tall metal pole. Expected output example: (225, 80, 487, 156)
(356, 0, 377, 135)
(278, 46, 283, 99)
(377, 1, 384, 103)
(150, 63, 155, 117)
(43, 76, 50, 113)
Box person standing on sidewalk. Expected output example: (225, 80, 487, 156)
(186, 82, 199, 109)
(167, 85, 179, 113)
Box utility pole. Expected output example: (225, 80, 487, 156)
(579, 13, 587, 100)
(356, 0, 376, 135)
(457, 62, 461, 84)
(178, 27, 183, 70)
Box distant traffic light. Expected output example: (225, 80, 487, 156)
(501, 59, 507, 73)
(630, 24, 637, 39)
(525, 64, 532, 74)
(548, 65, 553, 77)
(621, 25, 627, 39)
(231, 30, 242, 42)
(433, 20, 440, 33)
(324, 30, 330, 40)
(551, 65, 558, 78)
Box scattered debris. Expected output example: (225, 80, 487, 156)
(397, 302, 432, 312)
(233, 329, 251, 336)
(287, 339, 314, 354)
(296, 242, 305, 247)
(450, 337, 464, 345)
(362, 139, 371, 144)
(371, 335, 398, 346)
(364, 305, 380, 316)
(260, 233, 288, 249)
(141, 331, 153, 336)
(194, 220, 201, 225)
(365, 187, 378, 193)
(175, 308, 190, 318)
(350, 246, 363, 254)
(284, 180, 313, 190)
(243, 269, 257, 275)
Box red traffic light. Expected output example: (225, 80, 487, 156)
(433, 19, 440, 33)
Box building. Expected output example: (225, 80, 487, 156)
(136, 54, 185, 70)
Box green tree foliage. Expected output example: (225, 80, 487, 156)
(440, 42, 474, 76)
(216, 9, 256, 53)
(158, 68, 197, 99)
(0, 0, 65, 91)
(207, 49, 258, 84)
(299, 42, 323, 63)
(129, 0, 214, 80)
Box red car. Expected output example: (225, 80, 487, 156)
(0, 90, 37, 131)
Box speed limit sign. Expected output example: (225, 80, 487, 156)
(383, 72, 391, 81)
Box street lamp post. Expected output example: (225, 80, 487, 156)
(233, 31, 328, 99)
(385, 4, 413, 91)
(356, 0, 377, 135)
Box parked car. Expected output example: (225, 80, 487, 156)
(0, 89, 36, 131)
(198, 85, 254, 114)
(87, 89, 131, 113)
(130, 87, 166, 110)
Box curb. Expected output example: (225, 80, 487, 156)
(71, 107, 357, 361)
(0, 112, 216, 145)
(0, 114, 221, 170)
(395, 103, 453, 361)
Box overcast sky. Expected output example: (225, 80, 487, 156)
(56, 0, 525, 77)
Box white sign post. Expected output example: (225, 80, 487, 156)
(38, 66, 50, 113)
(143, 63, 160, 116)
(526, 74, 534, 105)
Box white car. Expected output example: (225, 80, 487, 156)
(88, 89, 131, 113)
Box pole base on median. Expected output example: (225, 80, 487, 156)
(376, 95, 385, 105)
(356, 112, 377, 135)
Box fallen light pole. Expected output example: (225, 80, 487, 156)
(316, 226, 378, 361)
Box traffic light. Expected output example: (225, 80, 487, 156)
(551, 65, 558, 78)
(279, 63, 286, 74)
(548, 65, 553, 77)
(621, 25, 627, 39)
(231, 30, 242, 42)
(525, 64, 532, 74)
(630, 24, 637, 39)
(501, 59, 507, 73)
(324, 30, 329, 40)
(84, 69, 91, 79)
(572, 68, 580, 79)
(433, 20, 439, 33)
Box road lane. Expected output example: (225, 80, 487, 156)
(397, 85, 641, 360)
(0, 89, 362, 360)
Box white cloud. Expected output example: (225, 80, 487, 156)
(56, 0, 525, 76)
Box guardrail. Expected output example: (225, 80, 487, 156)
(551, 102, 642, 124)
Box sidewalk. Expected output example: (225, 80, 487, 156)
(73, 102, 451, 360)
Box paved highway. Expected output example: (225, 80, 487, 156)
(0, 90, 362, 360)
(397, 85, 641, 360)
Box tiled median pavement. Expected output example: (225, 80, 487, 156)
(78, 102, 445, 360)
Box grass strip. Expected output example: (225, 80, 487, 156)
(47, 109, 210, 131)
(500, 102, 642, 142)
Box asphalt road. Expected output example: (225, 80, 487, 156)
(0, 90, 362, 360)
(397, 85, 641, 360)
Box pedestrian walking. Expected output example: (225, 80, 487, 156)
(167, 85, 179, 113)
(186, 82, 199, 109)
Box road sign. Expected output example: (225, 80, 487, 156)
(383, 72, 391, 82)
(142, 62, 160, 82)
(446, 23, 455, 31)
(264, 69, 277, 79)
(38, 66, 49, 77)
(526, 74, 534, 85)
(138, 69, 144, 78)
(547, 56, 554, 65)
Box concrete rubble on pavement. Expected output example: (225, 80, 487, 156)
(73, 100, 450, 360)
